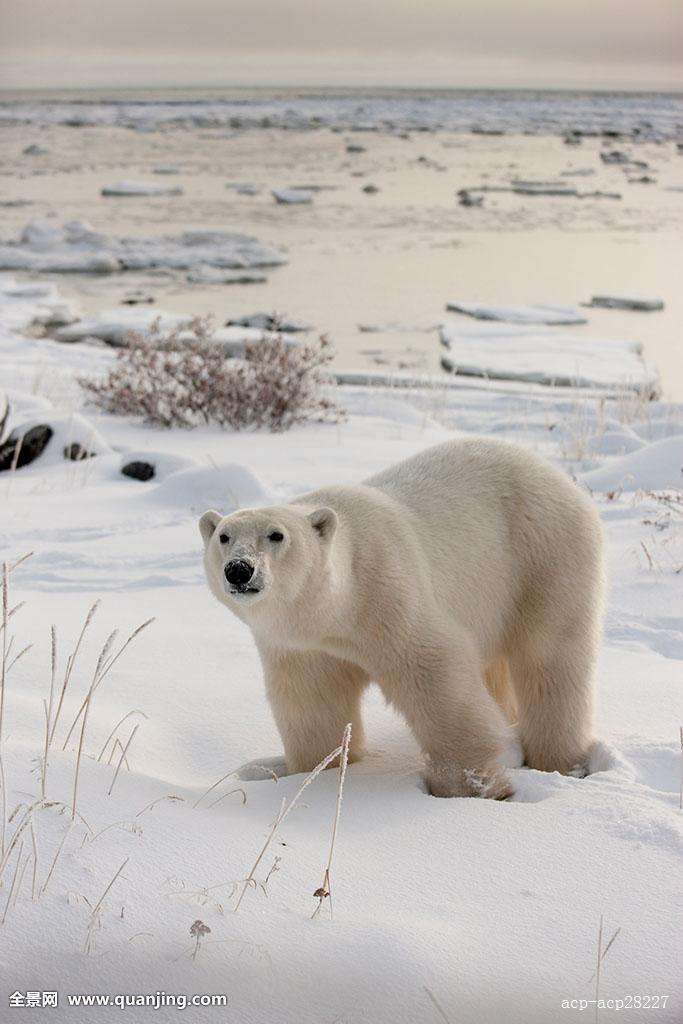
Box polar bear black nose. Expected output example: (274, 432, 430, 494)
(225, 559, 254, 587)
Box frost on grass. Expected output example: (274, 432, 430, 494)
(79, 317, 343, 431)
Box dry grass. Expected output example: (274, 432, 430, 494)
(234, 729, 351, 913)
(84, 856, 129, 955)
(589, 915, 621, 1023)
(80, 317, 343, 432)
(311, 723, 352, 919)
(0, 559, 155, 923)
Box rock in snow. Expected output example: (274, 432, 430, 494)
(0, 423, 53, 470)
(0, 220, 285, 274)
(101, 180, 184, 197)
(0, 414, 110, 471)
(272, 189, 314, 205)
(588, 295, 665, 312)
(0, 391, 10, 442)
(121, 460, 156, 482)
(439, 322, 659, 394)
(446, 302, 588, 326)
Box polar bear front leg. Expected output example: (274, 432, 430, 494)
(260, 648, 369, 774)
(380, 639, 514, 800)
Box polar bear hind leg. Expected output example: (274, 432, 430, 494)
(509, 628, 596, 777)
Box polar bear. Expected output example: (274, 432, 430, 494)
(200, 437, 603, 799)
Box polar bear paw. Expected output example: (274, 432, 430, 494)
(426, 760, 514, 800)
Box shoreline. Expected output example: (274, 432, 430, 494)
(2, 119, 682, 399)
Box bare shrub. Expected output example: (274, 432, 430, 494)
(79, 317, 342, 431)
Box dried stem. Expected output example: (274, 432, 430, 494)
(234, 739, 344, 913)
(97, 710, 148, 763)
(50, 601, 99, 747)
(40, 824, 72, 897)
(312, 723, 352, 919)
(1, 841, 24, 925)
(107, 725, 139, 796)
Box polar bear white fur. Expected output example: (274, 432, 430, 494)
(200, 437, 603, 799)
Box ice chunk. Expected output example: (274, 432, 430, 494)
(439, 321, 659, 393)
(272, 189, 314, 205)
(446, 302, 587, 325)
(226, 313, 312, 332)
(54, 309, 193, 345)
(0, 220, 285, 274)
(101, 180, 184, 197)
(588, 295, 665, 312)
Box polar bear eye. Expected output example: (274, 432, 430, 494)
(268, 531, 284, 543)
(219, 533, 230, 544)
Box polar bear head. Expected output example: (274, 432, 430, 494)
(199, 504, 338, 614)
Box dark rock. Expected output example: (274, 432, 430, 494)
(470, 126, 505, 136)
(0, 424, 53, 471)
(459, 190, 484, 207)
(362, 184, 380, 194)
(64, 442, 95, 461)
(121, 291, 155, 305)
(121, 460, 155, 481)
(0, 392, 8, 442)
(346, 143, 366, 153)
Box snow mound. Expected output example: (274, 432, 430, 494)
(0, 220, 285, 275)
(581, 435, 683, 492)
(445, 302, 587, 325)
(439, 321, 658, 393)
(144, 463, 272, 512)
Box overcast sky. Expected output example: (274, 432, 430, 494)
(0, 0, 680, 91)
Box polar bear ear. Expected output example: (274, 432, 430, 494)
(199, 509, 222, 545)
(308, 507, 338, 541)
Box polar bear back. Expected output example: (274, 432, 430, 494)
(295, 437, 602, 655)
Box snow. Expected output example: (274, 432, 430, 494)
(445, 302, 588, 325)
(582, 435, 683, 492)
(0, 220, 286, 275)
(439, 321, 659, 393)
(0, 281, 681, 1024)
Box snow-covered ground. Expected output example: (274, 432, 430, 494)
(0, 282, 681, 1023)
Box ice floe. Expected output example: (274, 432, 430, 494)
(439, 322, 659, 393)
(445, 302, 587, 325)
(227, 313, 312, 332)
(101, 180, 184, 197)
(51, 307, 292, 354)
(0, 220, 286, 274)
(272, 188, 314, 204)
(588, 295, 665, 312)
